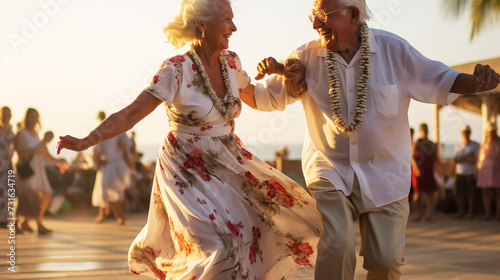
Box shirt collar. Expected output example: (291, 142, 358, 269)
(317, 26, 378, 58)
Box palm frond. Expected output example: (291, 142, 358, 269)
(470, 0, 500, 40)
(442, 0, 471, 17)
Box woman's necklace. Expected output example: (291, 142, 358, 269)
(189, 48, 236, 120)
(325, 22, 370, 133)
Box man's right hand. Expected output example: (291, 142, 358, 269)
(283, 59, 307, 98)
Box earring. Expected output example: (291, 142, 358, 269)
(202, 31, 205, 38)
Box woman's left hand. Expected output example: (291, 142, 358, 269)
(56, 135, 91, 154)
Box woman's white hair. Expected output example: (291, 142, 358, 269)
(164, 0, 231, 49)
(336, 0, 371, 22)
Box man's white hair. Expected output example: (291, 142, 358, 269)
(336, 0, 371, 22)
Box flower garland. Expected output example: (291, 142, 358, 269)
(189, 48, 236, 120)
(325, 22, 370, 133)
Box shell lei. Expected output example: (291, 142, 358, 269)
(189, 48, 236, 121)
(325, 22, 370, 133)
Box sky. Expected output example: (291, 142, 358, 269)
(1, 0, 499, 161)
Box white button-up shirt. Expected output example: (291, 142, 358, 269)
(254, 28, 460, 209)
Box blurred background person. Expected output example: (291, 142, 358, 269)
(451, 125, 480, 220)
(14, 108, 66, 234)
(477, 122, 500, 221)
(0, 106, 15, 228)
(275, 145, 290, 160)
(409, 127, 419, 205)
(123, 131, 148, 213)
(41, 131, 74, 215)
(411, 123, 441, 222)
(92, 111, 130, 225)
(64, 152, 94, 211)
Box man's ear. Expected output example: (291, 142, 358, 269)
(350, 6, 360, 23)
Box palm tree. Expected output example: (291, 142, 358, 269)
(443, 0, 500, 40)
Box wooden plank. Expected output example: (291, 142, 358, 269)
(1, 211, 500, 279)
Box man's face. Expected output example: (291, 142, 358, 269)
(311, 0, 357, 51)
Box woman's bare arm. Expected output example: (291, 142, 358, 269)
(57, 91, 162, 154)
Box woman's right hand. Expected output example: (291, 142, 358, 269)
(56, 135, 91, 154)
(255, 57, 284, 80)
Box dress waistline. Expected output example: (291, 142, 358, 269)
(168, 121, 233, 137)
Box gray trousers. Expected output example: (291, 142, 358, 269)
(308, 177, 409, 280)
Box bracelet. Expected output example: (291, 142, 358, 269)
(93, 129, 102, 144)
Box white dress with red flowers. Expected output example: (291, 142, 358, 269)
(128, 51, 323, 280)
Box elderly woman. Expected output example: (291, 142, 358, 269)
(57, 0, 322, 279)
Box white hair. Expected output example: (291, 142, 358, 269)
(336, 0, 371, 22)
(163, 0, 231, 49)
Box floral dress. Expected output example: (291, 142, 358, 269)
(128, 51, 323, 280)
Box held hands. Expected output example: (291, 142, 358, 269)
(284, 59, 307, 98)
(255, 57, 307, 98)
(473, 64, 500, 92)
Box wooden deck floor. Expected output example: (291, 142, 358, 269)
(1, 211, 499, 280)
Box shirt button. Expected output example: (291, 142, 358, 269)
(351, 160, 357, 164)
(351, 141, 356, 145)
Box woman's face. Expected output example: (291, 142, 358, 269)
(203, 1, 237, 51)
(26, 110, 39, 128)
(1, 108, 11, 125)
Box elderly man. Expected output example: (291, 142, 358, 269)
(240, 0, 500, 279)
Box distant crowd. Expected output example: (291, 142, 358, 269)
(409, 123, 500, 222)
(0, 106, 155, 234)
(1, 106, 499, 236)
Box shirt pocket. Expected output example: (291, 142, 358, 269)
(371, 84, 399, 119)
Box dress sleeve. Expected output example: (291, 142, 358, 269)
(144, 59, 181, 106)
(225, 51, 251, 94)
(237, 58, 251, 93)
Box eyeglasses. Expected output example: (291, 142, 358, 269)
(309, 7, 348, 23)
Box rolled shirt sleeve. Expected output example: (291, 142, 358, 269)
(403, 43, 461, 105)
